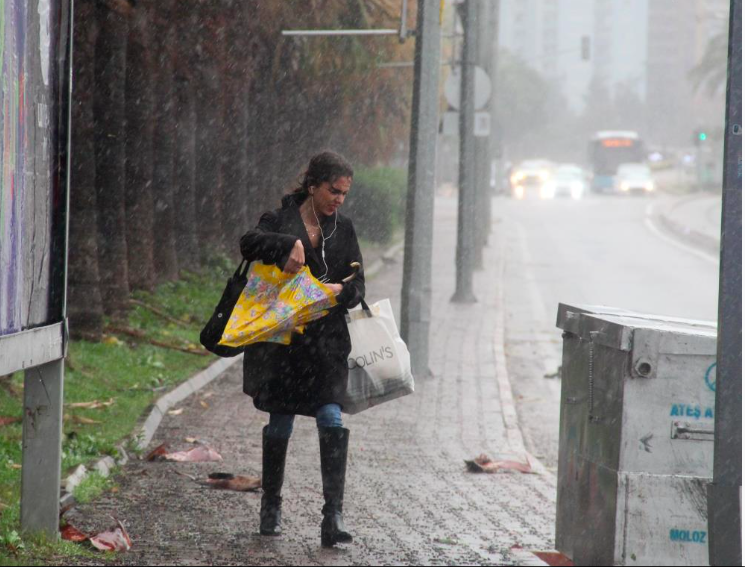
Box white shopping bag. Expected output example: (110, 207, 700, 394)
(341, 299, 415, 414)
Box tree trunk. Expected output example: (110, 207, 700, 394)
(193, 1, 224, 257)
(68, 0, 104, 340)
(124, 5, 156, 292)
(148, 0, 180, 281)
(172, 8, 200, 273)
(94, 0, 130, 319)
(220, 1, 251, 256)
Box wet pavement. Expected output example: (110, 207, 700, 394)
(63, 197, 556, 566)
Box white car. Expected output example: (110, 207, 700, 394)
(544, 164, 588, 200)
(615, 163, 655, 194)
(510, 160, 556, 199)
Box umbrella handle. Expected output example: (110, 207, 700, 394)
(341, 262, 361, 283)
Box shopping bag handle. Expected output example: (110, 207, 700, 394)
(342, 262, 361, 283)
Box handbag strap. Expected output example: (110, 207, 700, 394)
(234, 259, 250, 279)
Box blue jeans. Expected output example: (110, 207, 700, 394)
(266, 403, 343, 439)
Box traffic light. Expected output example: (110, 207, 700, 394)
(693, 129, 708, 146)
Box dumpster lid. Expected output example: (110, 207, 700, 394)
(556, 303, 717, 353)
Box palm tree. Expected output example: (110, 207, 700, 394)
(148, 0, 180, 281)
(193, 1, 225, 256)
(172, 7, 201, 273)
(124, 3, 156, 291)
(220, 0, 252, 252)
(68, 0, 104, 340)
(94, 0, 131, 319)
(690, 25, 729, 97)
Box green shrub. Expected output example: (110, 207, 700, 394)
(346, 167, 407, 244)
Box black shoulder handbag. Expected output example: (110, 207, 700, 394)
(200, 259, 250, 357)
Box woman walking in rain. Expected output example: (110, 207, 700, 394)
(239, 151, 365, 547)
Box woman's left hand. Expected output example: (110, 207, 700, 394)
(326, 283, 343, 296)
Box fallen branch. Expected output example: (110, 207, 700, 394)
(104, 326, 209, 357)
(129, 299, 190, 328)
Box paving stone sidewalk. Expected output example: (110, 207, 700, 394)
(64, 197, 556, 566)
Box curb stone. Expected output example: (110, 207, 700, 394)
(493, 232, 557, 565)
(366, 239, 406, 279)
(655, 193, 720, 256)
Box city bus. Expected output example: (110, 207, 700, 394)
(588, 131, 646, 193)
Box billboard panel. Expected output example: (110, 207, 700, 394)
(0, 0, 70, 337)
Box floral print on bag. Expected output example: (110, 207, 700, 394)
(219, 263, 337, 347)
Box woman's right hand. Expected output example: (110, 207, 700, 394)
(284, 239, 305, 274)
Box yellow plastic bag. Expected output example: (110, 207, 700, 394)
(218, 263, 337, 347)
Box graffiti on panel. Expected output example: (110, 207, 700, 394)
(0, 0, 27, 335)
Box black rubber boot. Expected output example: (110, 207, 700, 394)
(260, 426, 289, 536)
(319, 426, 353, 547)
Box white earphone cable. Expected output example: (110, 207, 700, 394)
(310, 195, 338, 283)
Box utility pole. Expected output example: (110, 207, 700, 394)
(488, 1, 501, 197)
(400, 0, 442, 377)
(473, 0, 491, 270)
(708, 0, 742, 564)
(451, 0, 477, 303)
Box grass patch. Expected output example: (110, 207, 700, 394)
(72, 472, 117, 506)
(0, 256, 234, 562)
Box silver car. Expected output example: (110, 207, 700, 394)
(615, 163, 655, 194)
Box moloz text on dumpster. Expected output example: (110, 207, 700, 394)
(669, 529, 707, 544)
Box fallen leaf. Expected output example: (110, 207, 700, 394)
(163, 445, 223, 463)
(145, 443, 169, 462)
(72, 416, 103, 425)
(60, 524, 88, 543)
(464, 454, 533, 474)
(184, 437, 199, 444)
(205, 474, 261, 492)
(89, 518, 132, 552)
(199, 400, 210, 409)
(174, 470, 197, 481)
(168, 408, 184, 416)
(201, 391, 215, 399)
(8, 463, 21, 470)
(110, 487, 119, 493)
(67, 398, 115, 410)
(102, 336, 124, 346)
(0, 416, 21, 427)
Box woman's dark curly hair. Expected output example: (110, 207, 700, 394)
(294, 151, 354, 197)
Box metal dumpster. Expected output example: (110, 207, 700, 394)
(555, 304, 717, 566)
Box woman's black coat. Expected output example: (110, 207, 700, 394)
(239, 193, 365, 417)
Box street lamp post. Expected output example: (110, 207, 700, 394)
(451, 0, 478, 304)
(400, 0, 442, 376)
